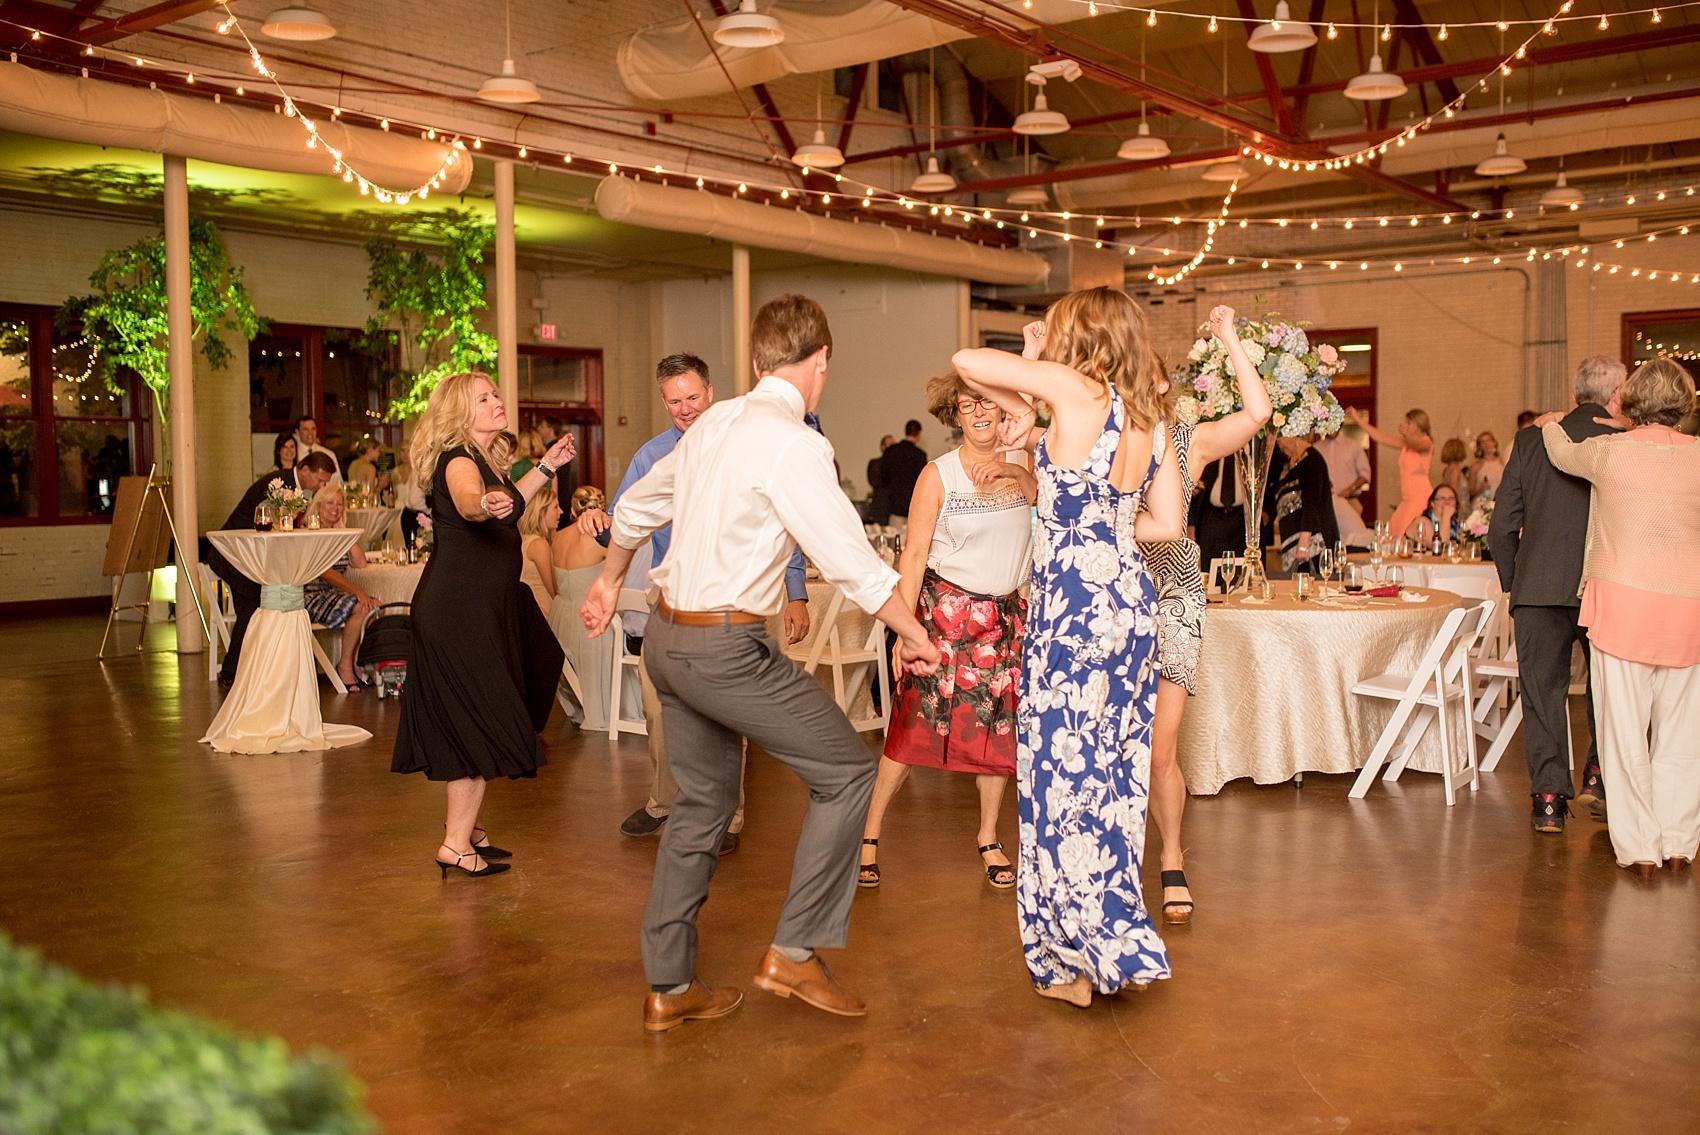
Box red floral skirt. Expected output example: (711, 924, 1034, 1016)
(883, 570, 1025, 776)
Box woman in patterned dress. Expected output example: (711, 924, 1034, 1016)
(858, 371, 1036, 892)
(1140, 305, 1273, 924)
(954, 286, 1187, 1008)
(302, 481, 377, 689)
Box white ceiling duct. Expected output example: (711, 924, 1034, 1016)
(618, 0, 1087, 101)
(595, 177, 1047, 285)
(0, 66, 472, 194)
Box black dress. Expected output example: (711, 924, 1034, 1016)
(391, 446, 564, 781)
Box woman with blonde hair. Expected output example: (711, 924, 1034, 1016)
(954, 285, 1186, 1008)
(858, 370, 1036, 893)
(1347, 405, 1434, 540)
(391, 371, 577, 879)
(1538, 358, 1700, 876)
(519, 483, 559, 612)
(302, 481, 376, 689)
(547, 485, 623, 731)
(509, 427, 545, 481)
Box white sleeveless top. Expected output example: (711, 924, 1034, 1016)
(926, 449, 1033, 597)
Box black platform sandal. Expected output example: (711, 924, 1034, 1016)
(978, 842, 1015, 890)
(1160, 869, 1193, 925)
(470, 826, 512, 860)
(857, 839, 881, 889)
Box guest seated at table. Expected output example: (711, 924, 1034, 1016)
(271, 432, 297, 477)
(1409, 484, 1462, 547)
(859, 372, 1035, 892)
(303, 483, 377, 689)
(1273, 434, 1340, 575)
(548, 486, 621, 731)
(1538, 359, 1700, 876)
(207, 451, 337, 689)
(518, 484, 558, 613)
(346, 438, 382, 490)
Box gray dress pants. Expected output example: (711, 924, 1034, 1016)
(639, 615, 876, 987)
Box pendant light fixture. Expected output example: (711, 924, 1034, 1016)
(1247, 1, 1317, 53)
(1473, 23, 1525, 177)
(910, 48, 959, 193)
(714, 0, 784, 49)
(1007, 137, 1048, 207)
(1012, 76, 1069, 136)
(478, 1, 540, 103)
(260, 7, 335, 41)
(792, 77, 844, 168)
(1344, 0, 1405, 101)
(1201, 38, 1244, 182)
(1118, 28, 1170, 161)
(1539, 164, 1583, 210)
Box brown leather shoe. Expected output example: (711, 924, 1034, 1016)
(642, 980, 743, 1034)
(751, 948, 867, 1018)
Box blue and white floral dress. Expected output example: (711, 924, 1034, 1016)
(1017, 394, 1171, 993)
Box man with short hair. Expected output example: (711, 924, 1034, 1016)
(1314, 426, 1372, 547)
(1490, 355, 1626, 832)
(578, 353, 813, 851)
(208, 451, 336, 688)
(582, 293, 940, 1032)
(292, 416, 341, 480)
(865, 435, 895, 525)
(878, 418, 928, 531)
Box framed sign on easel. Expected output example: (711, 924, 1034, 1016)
(97, 465, 211, 659)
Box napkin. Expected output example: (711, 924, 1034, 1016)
(1366, 585, 1401, 597)
(1399, 590, 1429, 603)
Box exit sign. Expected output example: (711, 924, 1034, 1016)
(537, 322, 557, 340)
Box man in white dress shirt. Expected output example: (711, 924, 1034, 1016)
(582, 294, 939, 1034)
(291, 415, 342, 482)
(1315, 427, 1372, 546)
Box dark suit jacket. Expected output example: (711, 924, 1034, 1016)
(880, 439, 928, 518)
(1488, 404, 1618, 608)
(204, 468, 297, 590)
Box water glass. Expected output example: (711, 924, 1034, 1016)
(1344, 563, 1364, 592)
(1295, 572, 1311, 601)
(1446, 541, 1463, 564)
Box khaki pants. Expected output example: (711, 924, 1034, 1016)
(640, 653, 744, 834)
(1591, 649, 1700, 866)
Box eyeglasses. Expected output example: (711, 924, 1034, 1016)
(955, 397, 997, 414)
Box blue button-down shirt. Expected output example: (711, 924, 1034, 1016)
(603, 420, 809, 603)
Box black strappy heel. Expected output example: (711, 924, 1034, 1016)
(435, 844, 509, 879)
(1160, 869, 1193, 925)
(857, 839, 881, 889)
(978, 842, 1015, 890)
(470, 826, 512, 859)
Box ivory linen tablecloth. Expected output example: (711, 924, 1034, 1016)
(345, 561, 425, 607)
(348, 507, 401, 550)
(200, 528, 372, 755)
(1178, 582, 1468, 794)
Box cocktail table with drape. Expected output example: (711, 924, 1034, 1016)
(200, 528, 372, 755)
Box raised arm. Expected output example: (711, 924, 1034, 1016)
(952, 320, 1100, 426)
(1190, 305, 1275, 468)
(444, 455, 514, 523)
(1539, 420, 1604, 480)
(510, 435, 577, 504)
(1345, 407, 1417, 451)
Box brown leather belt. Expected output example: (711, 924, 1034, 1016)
(656, 600, 765, 627)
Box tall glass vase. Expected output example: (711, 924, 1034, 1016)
(1237, 429, 1278, 592)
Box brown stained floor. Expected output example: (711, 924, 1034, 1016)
(2, 615, 1697, 1134)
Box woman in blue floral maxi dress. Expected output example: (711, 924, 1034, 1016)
(953, 286, 1185, 1008)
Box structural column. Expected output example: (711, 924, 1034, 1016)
(494, 159, 519, 413)
(163, 154, 202, 655)
(732, 243, 751, 394)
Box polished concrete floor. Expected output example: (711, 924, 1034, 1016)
(2, 615, 1697, 1134)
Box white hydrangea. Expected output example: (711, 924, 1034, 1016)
(1240, 339, 1266, 366)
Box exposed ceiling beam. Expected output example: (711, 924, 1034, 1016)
(1289, 0, 1329, 127)
(949, 145, 1246, 193)
(1235, 0, 1299, 137)
(836, 64, 872, 154)
(71, 0, 109, 19)
(1314, 85, 1700, 147)
(845, 107, 1159, 165)
(1390, 0, 1460, 104)
(82, 0, 221, 45)
(704, 0, 799, 163)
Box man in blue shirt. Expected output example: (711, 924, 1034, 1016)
(577, 353, 812, 849)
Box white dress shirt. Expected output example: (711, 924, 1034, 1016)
(1315, 432, 1371, 540)
(612, 376, 899, 617)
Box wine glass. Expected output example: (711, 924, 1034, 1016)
(1368, 537, 1385, 584)
(1313, 547, 1333, 591)
(253, 501, 275, 533)
(1388, 564, 1406, 591)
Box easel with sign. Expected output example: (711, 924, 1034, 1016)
(97, 465, 211, 659)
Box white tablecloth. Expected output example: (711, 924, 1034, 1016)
(348, 507, 401, 550)
(1178, 582, 1470, 794)
(345, 561, 425, 607)
(200, 528, 372, 755)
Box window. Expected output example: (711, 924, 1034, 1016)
(0, 304, 152, 524)
(1624, 308, 1700, 382)
(516, 345, 604, 494)
(249, 325, 399, 478)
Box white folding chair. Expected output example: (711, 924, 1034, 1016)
(1348, 601, 1492, 805)
(1472, 642, 1577, 774)
(607, 588, 648, 739)
(786, 589, 892, 734)
(1428, 569, 1505, 660)
(557, 655, 586, 722)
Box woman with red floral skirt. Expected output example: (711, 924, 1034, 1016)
(859, 372, 1035, 890)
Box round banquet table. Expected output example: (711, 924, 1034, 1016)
(344, 561, 425, 607)
(1345, 553, 1499, 592)
(348, 506, 401, 551)
(200, 528, 372, 755)
(1177, 581, 1470, 794)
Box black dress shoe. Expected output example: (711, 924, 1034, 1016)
(216, 673, 233, 692)
(719, 831, 740, 857)
(621, 807, 668, 839)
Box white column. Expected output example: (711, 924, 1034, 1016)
(494, 159, 519, 413)
(164, 154, 203, 654)
(732, 244, 751, 394)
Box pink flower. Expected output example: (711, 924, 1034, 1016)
(418, 514, 434, 530)
(936, 722, 951, 736)
(1318, 343, 1339, 366)
(988, 671, 1012, 697)
(938, 672, 956, 698)
(971, 642, 999, 668)
(955, 666, 980, 691)
(994, 720, 1013, 736)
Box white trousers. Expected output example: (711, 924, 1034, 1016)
(1590, 649, 1700, 866)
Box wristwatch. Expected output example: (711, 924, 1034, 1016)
(536, 458, 557, 479)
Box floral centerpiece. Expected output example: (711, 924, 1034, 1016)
(1171, 314, 1348, 585)
(1463, 495, 1494, 540)
(265, 478, 311, 531)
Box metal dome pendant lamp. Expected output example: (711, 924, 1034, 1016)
(1343, 0, 1406, 101)
(478, 1, 541, 103)
(1118, 28, 1170, 161)
(1248, 1, 1317, 53)
(910, 49, 958, 194)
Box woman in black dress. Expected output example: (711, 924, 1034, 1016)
(392, 372, 576, 878)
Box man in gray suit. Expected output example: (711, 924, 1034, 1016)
(582, 294, 940, 1033)
(1489, 356, 1625, 833)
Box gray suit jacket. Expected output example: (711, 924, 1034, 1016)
(1488, 404, 1618, 608)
